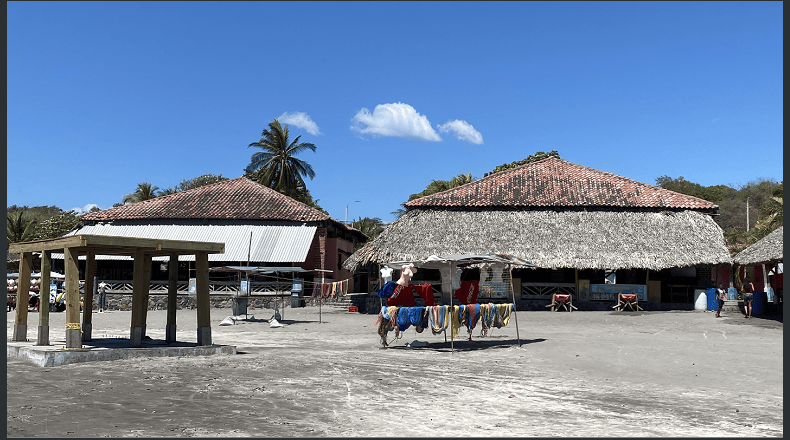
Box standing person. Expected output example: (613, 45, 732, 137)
(742, 277, 755, 318)
(98, 282, 107, 313)
(715, 283, 726, 318)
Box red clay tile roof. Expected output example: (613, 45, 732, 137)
(82, 177, 332, 222)
(405, 157, 717, 210)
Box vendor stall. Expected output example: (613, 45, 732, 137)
(375, 254, 533, 352)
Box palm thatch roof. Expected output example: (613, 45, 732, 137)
(344, 208, 732, 272)
(733, 226, 783, 266)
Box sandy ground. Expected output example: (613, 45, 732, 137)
(6, 304, 783, 437)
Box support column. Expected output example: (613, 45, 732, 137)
(37, 251, 52, 346)
(82, 252, 96, 341)
(130, 249, 147, 347)
(12, 252, 33, 342)
(195, 251, 212, 346)
(166, 253, 178, 344)
(64, 247, 81, 348)
(140, 253, 152, 339)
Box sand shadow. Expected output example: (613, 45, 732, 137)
(384, 337, 546, 352)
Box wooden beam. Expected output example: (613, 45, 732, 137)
(166, 253, 178, 344)
(195, 251, 211, 346)
(8, 234, 224, 255)
(140, 253, 153, 339)
(64, 247, 81, 348)
(37, 251, 52, 345)
(12, 252, 33, 341)
(130, 249, 146, 347)
(82, 252, 96, 341)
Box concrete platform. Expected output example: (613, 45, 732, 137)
(7, 339, 236, 367)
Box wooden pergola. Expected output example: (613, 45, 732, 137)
(8, 235, 224, 349)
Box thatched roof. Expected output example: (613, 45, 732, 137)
(733, 226, 783, 266)
(344, 208, 732, 272)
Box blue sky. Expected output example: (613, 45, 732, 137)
(7, 1, 783, 224)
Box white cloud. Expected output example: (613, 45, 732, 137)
(70, 203, 100, 215)
(437, 119, 484, 145)
(277, 111, 321, 136)
(350, 102, 441, 142)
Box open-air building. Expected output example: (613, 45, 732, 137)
(51, 177, 367, 298)
(733, 226, 783, 306)
(344, 156, 733, 310)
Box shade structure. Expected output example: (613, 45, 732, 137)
(733, 226, 783, 266)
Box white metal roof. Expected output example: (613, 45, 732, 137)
(51, 224, 316, 262)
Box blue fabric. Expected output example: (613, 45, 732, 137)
(408, 306, 424, 325)
(381, 306, 391, 320)
(397, 306, 411, 331)
(378, 281, 398, 298)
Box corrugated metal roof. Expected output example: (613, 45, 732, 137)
(52, 224, 316, 262)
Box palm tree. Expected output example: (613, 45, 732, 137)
(122, 182, 162, 204)
(7, 211, 37, 244)
(245, 119, 317, 198)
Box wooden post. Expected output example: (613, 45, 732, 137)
(166, 253, 178, 344)
(509, 264, 521, 347)
(195, 251, 212, 346)
(64, 247, 81, 348)
(140, 253, 152, 339)
(449, 262, 454, 353)
(12, 252, 33, 342)
(82, 251, 96, 341)
(37, 251, 51, 345)
(130, 249, 146, 347)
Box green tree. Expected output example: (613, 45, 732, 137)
(7, 211, 37, 245)
(122, 182, 162, 204)
(32, 211, 81, 240)
(392, 173, 476, 219)
(484, 150, 560, 177)
(178, 173, 229, 192)
(245, 119, 317, 198)
(351, 216, 385, 249)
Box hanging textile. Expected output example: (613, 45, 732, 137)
(479, 303, 497, 336)
(451, 305, 464, 338)
(461, 303, 481, 333)
(412, 283, 436, 306)
(495, 303, 514, 327)
(386, 284, 416, 307)
(428, 305, 450, 335)
(321, 283, 332, 299)
(454, 280, 479, 305)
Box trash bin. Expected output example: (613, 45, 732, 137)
(232, 297, 248, 315)
(727, 287, 738, 300)
(694, 289, 716, 310)
(705, 288, 717, 311)
(752, 291, 767, 316)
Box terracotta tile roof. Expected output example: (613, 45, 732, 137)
(82, 177, 331, 222)
(405, 157, 717, 210)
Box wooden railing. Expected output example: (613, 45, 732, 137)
(521, 282, 577, 300)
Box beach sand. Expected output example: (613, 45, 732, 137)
(7, 304, 783, 437)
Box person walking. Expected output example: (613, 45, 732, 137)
(742, 277, 755, 318)
(715, 283, 726, 318)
